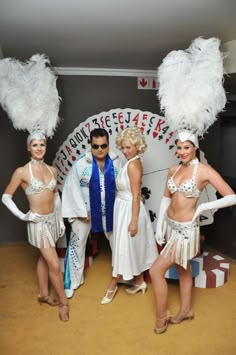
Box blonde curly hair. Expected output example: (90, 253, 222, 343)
(116, 126, 147, 154)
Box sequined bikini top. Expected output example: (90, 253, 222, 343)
(167, 159, 201, 198)
(25, 162, 57, 195)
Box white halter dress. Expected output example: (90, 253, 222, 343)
(111, 155, 158, 280)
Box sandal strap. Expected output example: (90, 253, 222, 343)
(106, 289, 117, 293)
(38, 294, 59, 305)
(157, 311, 171, 321)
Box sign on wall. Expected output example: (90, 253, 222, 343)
(137, 77, 158, 90)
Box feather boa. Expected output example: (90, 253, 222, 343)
(157, 37, 226, 137)
(0, 54, 60, 137)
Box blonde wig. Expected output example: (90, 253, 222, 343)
(116, 126, 147, 154)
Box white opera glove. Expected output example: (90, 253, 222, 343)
(155, 196, 171, 245)
(192, 194, 236, 222)
(1, 194, 40, 222)
(54, 192, 66, 237)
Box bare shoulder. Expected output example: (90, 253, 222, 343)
(14, 164, 29, 179)
(4, 164, 29, 194)
(127, 157, 142, 175)
(128, 157, 142, 169)
(197, 162, 234, 194)
(169, 164, 179, 175)
(198, 162, 219, 177)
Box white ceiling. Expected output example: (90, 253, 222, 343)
(1, 0, 236, 70)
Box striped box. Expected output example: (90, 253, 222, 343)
(194, 251, 230, 288)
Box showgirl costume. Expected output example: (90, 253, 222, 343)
(161, 158, 200, 269)
(0, 54, 64, 248)
(156, 37, 236, 267)
(25, 160, 62, 248)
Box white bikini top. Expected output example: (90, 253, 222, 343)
(25, 163, 57, 195)
(167, 159, 201, 198)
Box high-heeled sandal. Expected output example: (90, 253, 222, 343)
(125, 281, 147, 295)
(59, 303, 69, 322)
(154, 311, 170, 335)
(38, 294, 59, 306)
(169, 309, 194, 324)
(101, 286, 118, 304)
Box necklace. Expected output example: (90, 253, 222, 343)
(30, 158, 44, 165)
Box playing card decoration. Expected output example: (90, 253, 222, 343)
(53, 108, 217, 228)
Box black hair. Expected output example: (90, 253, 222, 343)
(196, 147, 200, 161)
(90, 128, 109, 143)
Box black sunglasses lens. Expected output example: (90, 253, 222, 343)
(92, 144, 108, 149)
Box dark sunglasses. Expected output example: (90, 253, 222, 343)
(91, 143, 108, 150)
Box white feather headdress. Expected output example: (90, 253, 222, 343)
(157, 37, 226, 139)
(0, 54, 60, 138)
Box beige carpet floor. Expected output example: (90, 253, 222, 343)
(1, 238, 236, 355)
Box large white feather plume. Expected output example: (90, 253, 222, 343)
(0, 54, 60, 137)
(157, 37, 226, 137)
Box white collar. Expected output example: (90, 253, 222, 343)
(30, 158, 44, 165)
(184, 158, 199, 166)
(85, 149, 119, 163)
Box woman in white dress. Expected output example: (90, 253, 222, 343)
(101, 127, 158, 304)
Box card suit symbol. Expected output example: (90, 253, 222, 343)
(153, 131, 158, 138)
(116, 127, 119, 132)
(149, 210, 157, 222)
(76, 150, 80, 155)
(72, 156, 76, 161)
(109, 129, 112, 135)
(82, 145, 86, 149)
(67, 161, 72, 167)
(169, 145, 175, 150)
(146, 129, 150, 135)
(141, 187, 151, 199)
(139, 78, 148, 87)
(158, 135, 163, 140)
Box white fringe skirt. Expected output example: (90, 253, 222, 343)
(161, 215, 200, 269)
(27, 212, 61, 248)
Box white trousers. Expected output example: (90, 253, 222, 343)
(64, 217, 112, 290)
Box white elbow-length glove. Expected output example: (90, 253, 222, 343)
(54, 192, 66, 237)
(192, 194, 236, 222)
(155, 196, 171, 246)
(2, 194, 40, 222)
